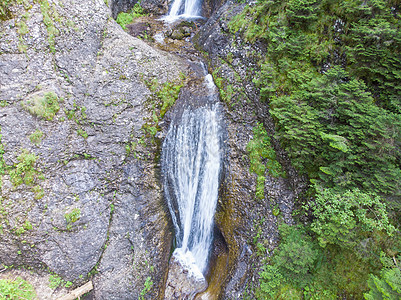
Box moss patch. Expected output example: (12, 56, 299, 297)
(24, 92, 61, 121)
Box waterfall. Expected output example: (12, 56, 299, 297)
(162, 0, 203, 22)
(162, 102, 221, 279)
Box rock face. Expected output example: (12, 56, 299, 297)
(164, 256, 208, 300)
(193, 1, 306, 298)
(111, 0, 169, 18)
(110, 0, 138, 18)
(0, 0, 189, 298)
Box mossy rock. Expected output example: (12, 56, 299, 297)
(23, 91, 61, 121)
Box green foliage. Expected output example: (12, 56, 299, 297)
(0, 0, 16, 21)
(257, 224, 320, 298)
(137, 75, 185, 152)
(0, 277, 36, 300)
(257, 221, 387, 299)
(271, 67, 401, 196)
(32, 185, 44, 199)
(40, 0, 60, 53)
(229, 1, 401, 197)
(257, 265, 283, 299)
(77, 128, 88, 139)
(211, 68, 236, 104)
(48, 274, 62, 289)
(15, 220, 33, 235)
(345, 0, 401, 113)
(228, 0, 401, 298)
(24, 92, 60, 121)
(247, 123, 283, 199)
(139, 276, 153, 300)
(116, 3, 145, 30)
(144, 75, 185, 118)
(287, 0, 319, 27)
(309, 188, 394, 249)
(0, 131, 5, 189)
(64, 208, 81, 230)
(29, 129, 44, 145)
(364, 254, 401, 300)
(273, 224, 319, 288)
(158, 81, 183, 118)
(9, 149, 40, 186)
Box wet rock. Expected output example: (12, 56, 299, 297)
(167, 21, 197, 40)
(127, 22, 151, 38)
(140, 0, 169, 15)
(164, 255, 208, 299)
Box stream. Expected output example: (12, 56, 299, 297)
(159, 0, 224, 297)
(162, 77, 222, 279)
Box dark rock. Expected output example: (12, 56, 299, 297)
(141, 0, 169, 15)
(127, 22, 151, 38)
(110, 0, 168, 18)
(110, 0, 138, 19)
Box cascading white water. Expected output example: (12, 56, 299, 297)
(162, 103, 221, 280)
(163, 0, 203, 22)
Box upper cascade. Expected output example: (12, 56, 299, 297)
(162, 0, 203, 22)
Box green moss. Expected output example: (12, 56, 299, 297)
(247, 123, 283, 200)
(18, 36, 27, 53)
(29, 129, 44, 145)
(227, 52, 233, 64)
(116, 3, 145, 30)
(65, 208, 81, 230)
(65, 101, 88, 139)
(158, 80, 184, 118)
(14, 220, 33, 235)
(9, 149, 40, 187)
(0, 130, 5, 189)
(139, 276, 153, 300)
(0, 0, 16, 21)
(0, 277, 36, 299)
(48, 274, 62, 289)
(272, 205, 280, 217)
(24, 92, 60, 121)
(136, 74, 186, 154)
(32, 185, 44, 199)
(77, 128, 88, 139)
(0, 0, 30, 21)
(39, 0, 60, 53)
(17, 20, 28, 35)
